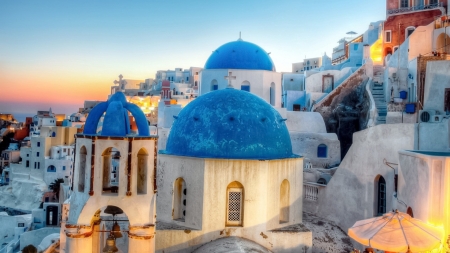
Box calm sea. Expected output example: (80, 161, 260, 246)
(1, 112, 34, 123)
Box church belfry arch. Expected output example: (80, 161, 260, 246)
(78, 146, 87, 193)
(137, 148, 148, 195)
(101, 147, 120, 196)
(226, 181, 244, 226)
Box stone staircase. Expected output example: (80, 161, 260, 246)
(372, 83, 387, 124)
(371, 65, 387, 125)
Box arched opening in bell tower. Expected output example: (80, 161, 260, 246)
(102, 147, 121, 195)
(92, 206, 130, 253)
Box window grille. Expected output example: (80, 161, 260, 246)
(227, 188, 243, 226)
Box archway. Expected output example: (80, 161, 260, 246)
(385, 47, 392, 57)
(102, 147, 121, 196)
(137, 148, 148, 195)
(94, 206, 130, 253)
(436, 33, 450, 54)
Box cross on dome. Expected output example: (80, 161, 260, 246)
(224, 72, 236, 88)
(113, 74, 127, 90)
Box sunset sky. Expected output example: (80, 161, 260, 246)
(0, 0, 385, 118)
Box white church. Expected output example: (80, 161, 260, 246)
(199, 37, 283, 107)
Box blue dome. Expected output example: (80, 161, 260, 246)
(83, 92, 150, 136)
(204, 40, 275, 71)
(162, 88, 296, 160)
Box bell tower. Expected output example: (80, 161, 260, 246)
(64, 92, 157, 253)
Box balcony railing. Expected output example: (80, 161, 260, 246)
(303, 182, 326, 201)
(387, 2, 443, 16)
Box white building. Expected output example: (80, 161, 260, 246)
(157, 88, 312, 252)
(199, 38, 283, 107)
(10, 126, 77, 186)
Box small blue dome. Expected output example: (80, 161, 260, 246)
(83, 92, 150, 136)
(162, 89, 296, 160)
(204, 40, 275, 71)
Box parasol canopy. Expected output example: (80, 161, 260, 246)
(348, 210, 443, 252)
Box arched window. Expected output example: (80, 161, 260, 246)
(78, 146, 87, 192)
(102, 147, 120, 195)
(270, 82, 275, 106)
(436, 33, 450, 54)
(173, 178, 186, 221)
(317, 144, 327, 158)
(241, 81, 250, 92)
(279, 179, 290, 223)
(385, 47, 393, 57)
(137, 148, 148, 195)
(226, 181, 244, 226)
(376, 176, 386, 216)
(47, 165, 56, 172)
(211, 79, 218, 91)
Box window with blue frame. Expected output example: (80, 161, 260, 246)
(47, 165, 56, 172)
(52, 132, 56, 137)
(241, 81, 250, 92)
(317, 144, 327, 158)
(62, 166, 66, 171)
(213, 85, 218, 90)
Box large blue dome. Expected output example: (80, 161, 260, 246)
(162, 88, 296, 160)
(204, 40, 276, 71)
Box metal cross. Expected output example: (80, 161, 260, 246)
(113, 74, 127, 90)
(224, 72, 236, 88)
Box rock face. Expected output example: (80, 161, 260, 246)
(302, 212, 354, 253)
(313, 67, 370, 158)
(0, 177, 47, 211)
